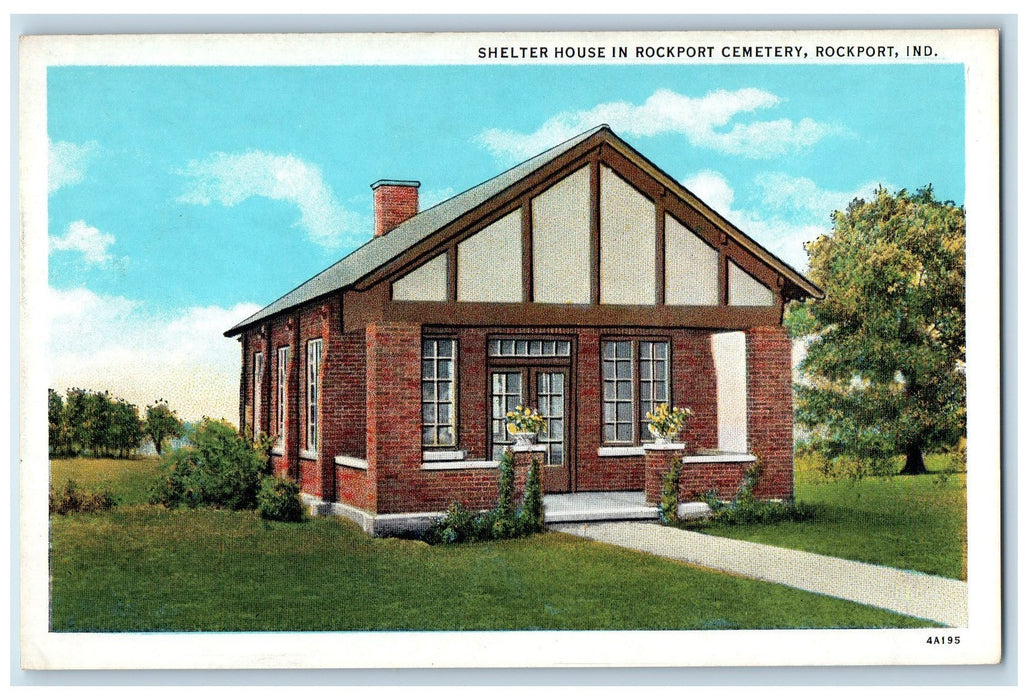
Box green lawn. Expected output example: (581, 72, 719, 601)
(682, 454, 967, 580)
(48, 457, 933, 632)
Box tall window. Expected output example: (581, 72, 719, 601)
(638, 341, 669, 439)
(277, 346, 289, 442)
(253, 352, 263, 436)
(306, 339, 322, 453)
(602, 339, 670, 444)
(422, 338, 456, 447)
(602, 341, 634, 442)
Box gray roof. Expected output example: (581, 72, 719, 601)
(225, 125, 608, 337)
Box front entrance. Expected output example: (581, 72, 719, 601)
(490, 366, 572, 493)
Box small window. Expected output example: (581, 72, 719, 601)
(306, 339, 322, 453)
(277, 346, 289, 442)
(488, 337, 572, 357)
(253, 352, 264, 436)
(422, 338, 457, 447)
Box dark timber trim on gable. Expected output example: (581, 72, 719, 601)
(226, 126, 823, 339)
(370, 131, 810, 314)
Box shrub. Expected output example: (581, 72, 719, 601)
(435, 502, 478, 544)
(518, 455, 545, 535)
(431, 450, 547, 545)
(150, 418, 270, 510)
(697, 460, 814, 527)
(257, 476, 303, 522)
(49, 479, 117, 515)
(658, 458, 682, 525)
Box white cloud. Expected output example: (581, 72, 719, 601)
(49, 220, 118, 267)
(477, 88, 838, 162)
(178, 150, 368, 249)
(683, 170, 829, 272)
(754, 172, 888, 220)
(48, 285, 260, 422)
(49, 139, 100, 193)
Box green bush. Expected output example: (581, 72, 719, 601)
(491, 449, 519, 537)
(257, 476, 303, 522)
(431, 450, 547, 545)
(518, 456, 545, 535)
(150, 418, 270, 510)
(658, 458, 682, 525)
(697, 460, 814, 527)
(49, 479, 117, 515)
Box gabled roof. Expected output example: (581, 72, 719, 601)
(225, 125, 822, 337)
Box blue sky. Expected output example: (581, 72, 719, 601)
(46, 63, 965, 420)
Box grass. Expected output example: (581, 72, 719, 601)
(681, 454, 967, 580)
(50, 455, 164, 506)
(48, 456, 934, 632)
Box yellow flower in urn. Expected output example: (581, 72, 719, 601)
(646, 403, 692, 443)
(504, 404, 547, 435)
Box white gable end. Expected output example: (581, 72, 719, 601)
(728, 261, 774, 306)
(392, 253, 448, 301)
(665, 214, 719, 306)
(457, 209, 523, 302)
(531, 166, 591, 304)
(599, 166, 656, 305)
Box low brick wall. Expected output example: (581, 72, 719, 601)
(678, 461, 751, 502)
(644, 446, 756, 505)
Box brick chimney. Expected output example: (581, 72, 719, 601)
(371, 179, 420, 237)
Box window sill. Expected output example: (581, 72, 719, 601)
(335, 455, 368, 470)
(597, 446, 645, 457)
(271, 445, 284, 456)
(299, 450, 318, 461)
(423, 450, 467, 462)
(643, 442, 687, 451)
(421, 460, 500, 471)
(511, 444, 547, 454)
(680, 453, 756, 463)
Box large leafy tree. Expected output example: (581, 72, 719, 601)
(787, 186, 965, 476)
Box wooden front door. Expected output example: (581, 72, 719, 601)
(490, 367, 571, 493)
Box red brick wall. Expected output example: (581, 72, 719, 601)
(242, 317, 794, 513)
(327, 322, 372, 509)
(336, 465, 375, 511)
(679, 461, 751, 501)
(268, 318, 295, 478)
(456, 328, 489, 459)
(366, 322, 423, 513)
(746, 325, 794, 499)
(674, 331, 717, 450)
(643, 448, 752, 504)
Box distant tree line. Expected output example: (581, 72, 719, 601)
(49, 388, 184, 458)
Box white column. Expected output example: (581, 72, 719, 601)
(711, 331, 747, 453)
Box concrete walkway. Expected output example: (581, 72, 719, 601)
(551, 521, 967, 627)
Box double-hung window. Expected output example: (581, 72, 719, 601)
(276, 346, 289, 444)
(253, 352, 263, 436)
(422, 338, 456, 447)
(306, 339, 322, 453)
(602, 339, 670, 444)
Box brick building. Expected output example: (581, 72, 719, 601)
(224, 125, 823, 534)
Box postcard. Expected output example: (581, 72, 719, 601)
(19, 28, 1001, 670)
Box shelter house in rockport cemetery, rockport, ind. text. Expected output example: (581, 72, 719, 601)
(225, 125, 823, 535)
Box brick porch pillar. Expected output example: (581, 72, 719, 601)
(366, 322, 421, 514)
(745, 325, 794, 499)
(511, 444, 547, 500)
(644, 442, 685, 505)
